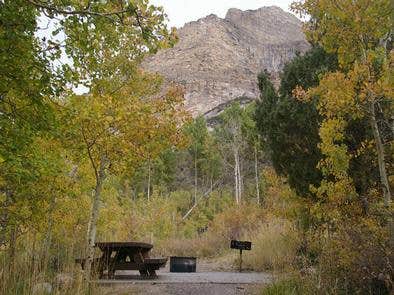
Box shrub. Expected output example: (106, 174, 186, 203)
(315, 218, 393, 294)
(262, 277, 307, 295)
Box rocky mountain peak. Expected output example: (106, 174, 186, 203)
(143, 6, 309, 117)
(225, 6, 305, 44)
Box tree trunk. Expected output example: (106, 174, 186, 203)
(233, 149, 238, 204)
(210, 173, 213, 193)
(85, 156, 108, 280)
(182, 179, 222, 220)
(8, 225, 17, 273)
(0, 190, 12, 247)
(238, 154, 242, 203)
(370, 101, 391, 207)
(254, 146, 260, 205)
(42, 196, 56, 271)
(132, 186, 137, 201)
(234, 147, 241, 204)
(147, 158, 151, 201)
(30, 231, 37, 280)
(194, 152, 198, 205)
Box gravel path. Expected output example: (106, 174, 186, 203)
(98, 271, 272, 294)
(97, 257, 273, 295)
(100, 282, 265, 295)
(99, 271, 272, 284)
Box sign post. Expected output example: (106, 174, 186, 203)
(239, 249, 242, 272)
(230, 240, 252, 272)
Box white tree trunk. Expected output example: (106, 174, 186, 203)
(254, 146, 260, 205)
(234, 147, 241, 204)
(147, 158, 151, 201)
(233, 149, 239, 204)
(194, 152, 198, 205)
(182, 179, 221, 220)
(210, 173, 213, 193)
(85, 157, 107, 280)
(237, 151, 243, 203)
(370, 101, 391, 207)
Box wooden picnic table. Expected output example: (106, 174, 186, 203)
(76, 242, 167, 279)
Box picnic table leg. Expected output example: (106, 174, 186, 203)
(139, 269, 149, 277)
(108, 250, 123, 279)
(98, 250, 111, 279)
(148, 269, 157, 278)
(97, 254, 107, 279)
(108, 268, 115, 279)
(133, 251, 149, 277)
(97, 261, 103, 279)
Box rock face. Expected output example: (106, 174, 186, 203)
(143, 6, 309, 117)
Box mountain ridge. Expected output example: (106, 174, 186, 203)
(143, 6, 310, 117)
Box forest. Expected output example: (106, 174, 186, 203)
(0, 0, 393, 294)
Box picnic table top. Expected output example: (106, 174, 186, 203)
(95, 242, 153, 251)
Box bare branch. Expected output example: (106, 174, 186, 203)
(81, 125, 99, 182)
(26, 0, 130, 17)
(25, 0, 147, 29)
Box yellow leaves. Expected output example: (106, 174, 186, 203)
(292, 85, 310, 102)
(313, 72, 360, 119)
(292, 0, 393, 226)
(312, 176, 358, 223)
(376, 51, 394, 100)
(319, 118, 346, 144)
(65, 68, 190, 179)
(318, 117, 351, 180)
(307, 70, 363, 219)
(0, 191, 5, 203)
(156, 26, 179, 49)
(292, 0, 392, 68)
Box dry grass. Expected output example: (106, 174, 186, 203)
(241, 218, 299, 272)
(158, 205, 300, 274)
(0, 241, 103, 295)
(158, 204, 265, 258)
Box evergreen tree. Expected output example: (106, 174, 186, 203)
(256, 47, 337, 197)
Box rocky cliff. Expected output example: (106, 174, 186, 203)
(143, 6, 309, 117)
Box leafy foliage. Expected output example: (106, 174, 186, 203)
(256, 47, 337, 197)
(292, 0, 393, 208)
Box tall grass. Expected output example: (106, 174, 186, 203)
(0, 239, 101, 295)
(160, 204, 265, 258)
(242, 218, 299, 272)
(261, 277, 308, 295)
(159, 206, 300, 275)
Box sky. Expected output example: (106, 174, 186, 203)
(150, 0, 295, 28)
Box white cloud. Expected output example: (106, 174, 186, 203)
(150, 0, 295, 28)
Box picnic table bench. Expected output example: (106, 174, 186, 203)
(76, 242, 167, 279)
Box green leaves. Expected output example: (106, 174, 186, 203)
(255, 47, 337, 198)
(33, 0, 174, 85)
(0, 0, 181, 248)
